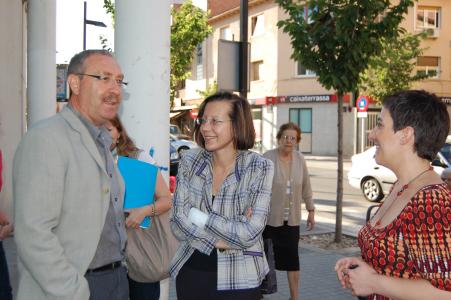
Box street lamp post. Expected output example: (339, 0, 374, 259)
(83, 1, 107, 50)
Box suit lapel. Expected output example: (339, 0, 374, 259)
(60, 106, 108, 176)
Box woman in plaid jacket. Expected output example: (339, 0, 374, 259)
(170, 92, 274, 299)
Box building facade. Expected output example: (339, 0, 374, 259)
(178, 0, 451, 156)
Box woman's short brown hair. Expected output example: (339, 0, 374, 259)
(194, 92, 255, 150)
(276, 122, 302, 143)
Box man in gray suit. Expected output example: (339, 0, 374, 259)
(13, 50, 129, 300)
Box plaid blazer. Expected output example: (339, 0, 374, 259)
(170, 148, 274, 290)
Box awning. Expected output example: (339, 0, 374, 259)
(170, 111, 184, 119)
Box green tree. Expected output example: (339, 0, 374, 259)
(170, 2, 212, 101)
(359, 32, 432, 104)
(277, 0, 413, 242)
(102, 0, 211, 102)
(196, 81, 218, 98)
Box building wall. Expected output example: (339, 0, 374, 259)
(402, 1, 451, 99)
(181, 0, 451, 156)
(0, 1, 26, 215)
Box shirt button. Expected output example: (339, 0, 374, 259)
(104, 188, 109, 194)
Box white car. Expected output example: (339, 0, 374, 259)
(170, 134, 197, 154)
(348, 140, 451, 202)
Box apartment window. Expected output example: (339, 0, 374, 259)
(220, 26, 233, 40)
(416, 6, 440, 29)
(296, 61, 316, 77)
(251, 61, 264, 81)
(196, 44, 203, 80)
(251, 14, 265, 36)
(417, 56, 440, 79)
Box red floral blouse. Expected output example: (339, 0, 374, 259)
(358, 183, 451, 300)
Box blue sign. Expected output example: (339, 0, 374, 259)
(356, 96, 369, 112)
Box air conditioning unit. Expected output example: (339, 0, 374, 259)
(425, 28, 440, 38)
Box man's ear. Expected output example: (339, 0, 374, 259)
(67, 74, 80, 95)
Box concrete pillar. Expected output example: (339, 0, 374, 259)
(0, 0, 27, 218)
(27, 0, 57, 125)
(115, 0, 171, 179)
(115, 2, 171, 299)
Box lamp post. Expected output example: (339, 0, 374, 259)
(83, 1, 107, 50)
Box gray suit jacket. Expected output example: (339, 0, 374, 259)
(13, 106, 125, 300)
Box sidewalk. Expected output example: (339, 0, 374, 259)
(3, 220, 359, 300)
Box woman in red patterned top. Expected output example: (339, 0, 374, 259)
(335, 90, 451, 300)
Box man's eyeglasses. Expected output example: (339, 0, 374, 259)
(76, 73, 128, 88)
(195, 117, 232, 127)
(281, 135, 298, 142)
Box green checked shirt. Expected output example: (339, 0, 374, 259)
(169, 148, 274, 290)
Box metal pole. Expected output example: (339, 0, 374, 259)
(239, 0, 248, 98)
(83, 1, 87, 50)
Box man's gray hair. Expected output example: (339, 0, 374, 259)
(67, 49, 113, 77)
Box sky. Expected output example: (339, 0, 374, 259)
(56, 0, 114, 64)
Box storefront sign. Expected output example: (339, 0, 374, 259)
(284, 95, 331, 103)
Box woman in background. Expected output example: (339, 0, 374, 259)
(107, 116, 172, 300)
(335, 90, 451, 300)
(263, 122, 315, 300)
(170, 91, 274, 300)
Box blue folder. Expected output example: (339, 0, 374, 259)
(117, 156, 158, 229)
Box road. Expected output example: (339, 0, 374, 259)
(303, 159, 377, 237)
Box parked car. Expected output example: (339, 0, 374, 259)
(169, 143, 179, 177)
(170, 134, 197, 154)
(170, 124, 190, 140)
(348, 138, 451, 202)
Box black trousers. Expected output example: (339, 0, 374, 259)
(176, 250, 261, 300)
(0, 241, 12, 300)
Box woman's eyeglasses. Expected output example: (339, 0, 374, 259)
(195, 118, 232, 127)
(281, 135, 298, 142)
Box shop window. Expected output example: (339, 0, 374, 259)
(289, 108, 312, 153)
(416, 6, 440, 29)
(251, 14, 265, 36)
(220, 26, 233, 41)
(296, 61, 316, 77)
(196, 44, 203, 80)
(251, 60, 264, 81)
(417, 56, 440, 79)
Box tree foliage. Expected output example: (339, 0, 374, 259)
(101, 0, 211, 102)
(276, 0, 414, 242)
(196, 81, 218, 98)
(359, 32, 432, 104)
(170, 2, 212, 101)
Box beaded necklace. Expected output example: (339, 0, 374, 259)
(374, 166, 433, 227)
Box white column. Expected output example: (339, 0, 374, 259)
(115, 2, 171, 299)
(27, 0, 57, 125)
(115, 0, 171, 180)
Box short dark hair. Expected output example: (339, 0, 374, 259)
(67, 49, 113, 77)
(276, 122, 302, 142)
(194, 91, 255, 150)
(382, 90, 449, 161)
